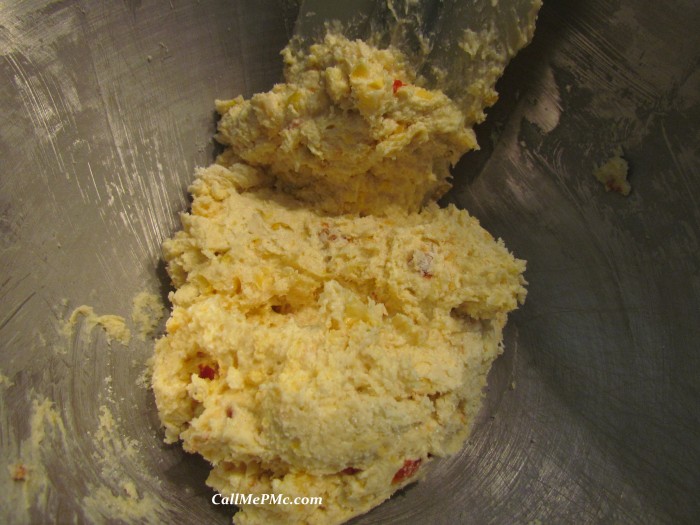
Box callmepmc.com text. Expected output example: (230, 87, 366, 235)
(212, 493, 323, 506)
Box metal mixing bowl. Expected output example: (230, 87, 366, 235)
(1, 1, 698, 523)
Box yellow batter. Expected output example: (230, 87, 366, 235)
(593, 152, 631, 196)
(216, 33, 476, 215)
(153, 34, 528, 525)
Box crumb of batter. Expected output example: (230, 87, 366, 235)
(153, 33, 529, 525)
(2, 397, 65, 522)
(0, 371, 13, 389)
(131, 292, 165, 341)
(81, 485, 161, 525)
(80, 405, 164, 524)
(136, 358, 154, 389)
(9, 463, 28, 482)
(63, 305, 131, 346)
(593, 153, 631, 196)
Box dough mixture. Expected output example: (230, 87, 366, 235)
(153, 33, 528, 525)
(593, 152, 631, 196)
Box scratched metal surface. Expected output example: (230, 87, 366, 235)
(1, 0, 699, 524)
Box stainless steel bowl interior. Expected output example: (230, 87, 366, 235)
(1, 0, 699, 523)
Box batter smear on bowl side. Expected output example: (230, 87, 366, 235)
(153, 33, 529, 525)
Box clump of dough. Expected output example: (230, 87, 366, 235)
(153, 164, 526, 524)
(215, 33, 477, 215)
(64, 305, 131, 346)
(153, 33, 528, 525)
(593, 153, 631, 196)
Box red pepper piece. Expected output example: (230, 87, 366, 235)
(392, 79, 405, 94)
(341, 467, 361, 475)
(198, 364, 217, 380)
(392, 458, 422, 484)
